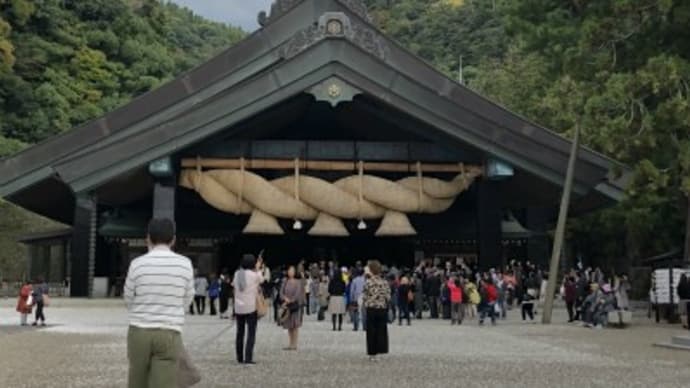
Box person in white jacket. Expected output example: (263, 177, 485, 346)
(124, 218, 194, 388)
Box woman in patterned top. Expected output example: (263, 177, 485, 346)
(362, 260, 390, 361)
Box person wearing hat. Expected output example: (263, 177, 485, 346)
(341, 267, 350, 284)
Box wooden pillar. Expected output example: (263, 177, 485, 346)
(685, 195, 690, 264)
(53, 243, 65, 282)
(26, 245, 35, 281)
(152, 181, 176, 220)
(71, 193, 97, 297)
(527, 207, 551, 268)
(63, 240, 70, 293)
(476, 180, 503, 270)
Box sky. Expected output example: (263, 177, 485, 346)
(170, 0, 273, 31)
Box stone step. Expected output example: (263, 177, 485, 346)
(655, 335, 690, 351)
(655, 341, 690, 351)
(672, 335, 690, 347)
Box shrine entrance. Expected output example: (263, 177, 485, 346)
(218, 234, 417, 269)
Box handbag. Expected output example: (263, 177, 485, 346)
(26, 294, 33, 307)
(42, 294, 51, 307)
(286, 301, 300, 313)
(256, 290, 268, 319)
(177, 343, 201, 388)
(279, 306, 290, 324)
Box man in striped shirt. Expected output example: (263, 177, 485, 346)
(124, 218, 194, 388)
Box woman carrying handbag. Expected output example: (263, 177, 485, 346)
(362, 261, 391, 361)
(233, 255, 264, 365)
(280, 266, 304, 350)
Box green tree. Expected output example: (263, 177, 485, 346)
(0, 0, 245, 280)
(474, 0, 690, 266)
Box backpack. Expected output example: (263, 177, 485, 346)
(479, 287, 488, 303)
(486, 285, 498, 302)
(441, 286, 450, 303)
(208, 280, 221, 298)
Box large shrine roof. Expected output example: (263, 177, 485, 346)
(0, 0, 627, 222)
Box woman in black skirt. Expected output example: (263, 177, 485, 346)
(218, 269, 232, 319)
(362, 260, 391, 361)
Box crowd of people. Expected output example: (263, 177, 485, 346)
(561, 267, 632, 328)
(9, 217, 639, 388)
(162, 256, 639, 355)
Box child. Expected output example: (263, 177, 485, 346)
(522, 288, 536, 321)
(465, 281, 479, 319)
(16, 280, 33, 326)
(479, 279, 498, 326)
(448, 276, 463, 325)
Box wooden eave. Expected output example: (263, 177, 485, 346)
(0, 0, 626, 219)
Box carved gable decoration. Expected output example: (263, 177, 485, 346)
(308, 77, 362, 106)
(279, 12, 389, 60)
(258, 0, 373, 27)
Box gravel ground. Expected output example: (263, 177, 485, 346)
(1, 299, 690, 388)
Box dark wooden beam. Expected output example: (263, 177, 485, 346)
(476, 181, 503, 270)
(153, 182, 176, 220)
(527, 207, 551, 268)
(180, 157, 482, 173)
(71, 193, 97, 297)
(185, 140, 468, 163)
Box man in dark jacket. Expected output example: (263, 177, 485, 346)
(574, 273, 588, 321)
(425, 270, 442, 319)
(564, 276, 577, 322)
(677, 274, 690, 329)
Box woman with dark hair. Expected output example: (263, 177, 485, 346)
(280, 266, 305, 350)
(328, 270, 347, 331)
(32, 276, 49, 326)
(362, 260, 390, 361)
(208, 273, 220, 316)
(233, 255, 264, 364)
(678, 274, 690, 329)
(397, 276, 412, 326)
(218, 269, 231, 319)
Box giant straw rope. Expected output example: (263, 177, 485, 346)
(179, 164, 481, 236)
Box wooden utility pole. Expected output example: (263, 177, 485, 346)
(542, 121, 581, 324)
(458, 55, 464, 85)
(685, 195, 690, 264)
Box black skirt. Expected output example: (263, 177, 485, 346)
(365, 307, 389, 356)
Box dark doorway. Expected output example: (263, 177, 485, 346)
(218, 235, 416, 270)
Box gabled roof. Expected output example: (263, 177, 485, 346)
(0, 0, 626, 220)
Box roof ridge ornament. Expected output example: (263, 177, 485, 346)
(258, 0, 372, 27)
(278, 12, 388, 60)
(338, 0, 373, 22)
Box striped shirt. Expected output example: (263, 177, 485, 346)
(124, 246, 194, 333)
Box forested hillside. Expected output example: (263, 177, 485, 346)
(0, 0, 244, 280)
(0, 0, 243, 153)
(1, 0, 688, 278)
(364, 0, 690, 267)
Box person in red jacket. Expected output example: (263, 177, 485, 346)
(479, 278, 498, 326)
(16, 280, 33, 326)
(447, 276, 464, 325)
